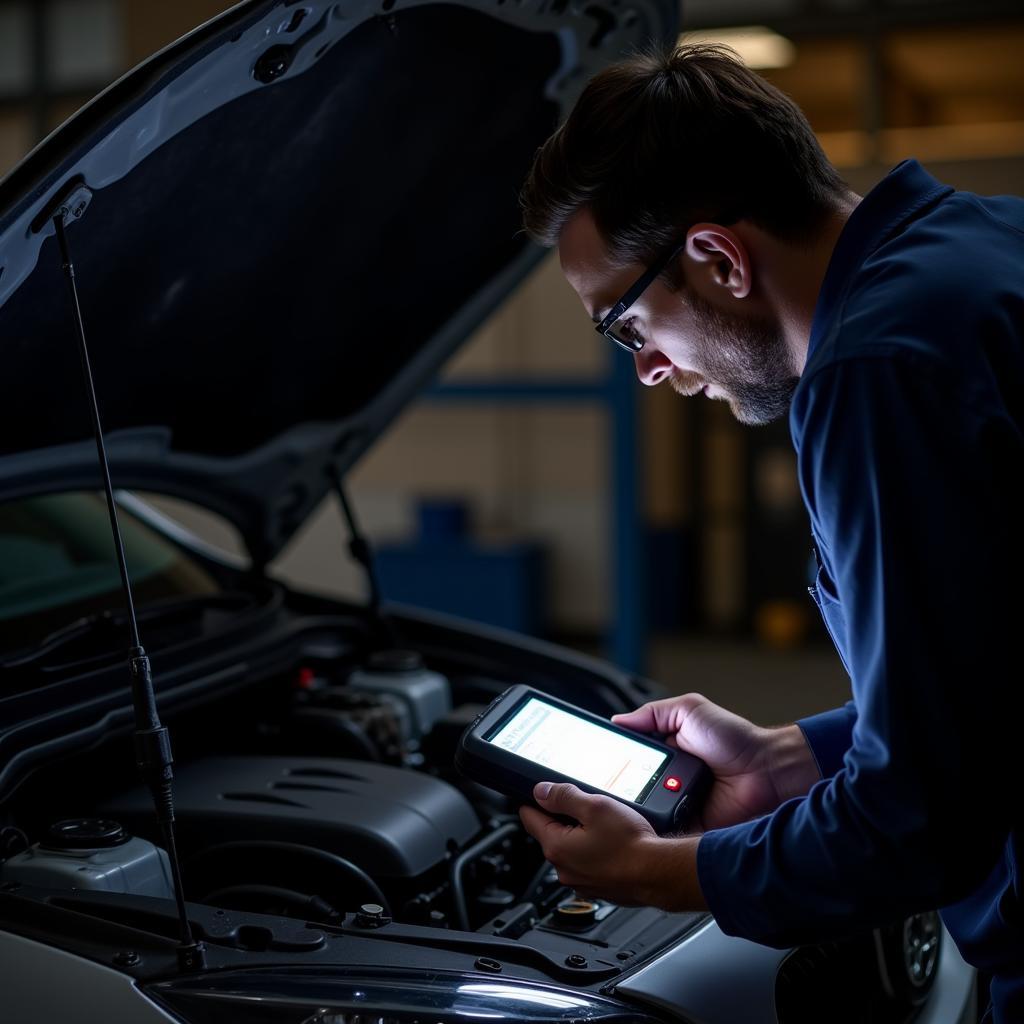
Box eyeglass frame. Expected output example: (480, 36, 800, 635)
(593, 235, 689, 353)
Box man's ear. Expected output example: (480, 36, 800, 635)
(684, 223, 752, 299)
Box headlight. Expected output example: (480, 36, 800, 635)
(147, 967, 669, 1023)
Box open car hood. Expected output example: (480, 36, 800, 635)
(0, 0, 676, 564)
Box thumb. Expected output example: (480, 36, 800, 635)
(534, 781, 594, 821)
(611, 704, 658, 733)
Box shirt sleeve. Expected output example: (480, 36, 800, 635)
(796, 702, 857, 779)
(697, 352, 1022, 947)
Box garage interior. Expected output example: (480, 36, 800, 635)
(1, 0, 1022, 726)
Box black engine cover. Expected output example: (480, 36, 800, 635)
(101, 757, 480, 878)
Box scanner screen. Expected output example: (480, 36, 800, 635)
(487, 697, 670, 801)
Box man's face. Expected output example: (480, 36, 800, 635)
(559, 209, 799, 426)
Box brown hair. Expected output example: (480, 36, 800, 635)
(521, 44, 845, 270)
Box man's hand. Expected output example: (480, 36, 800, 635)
(613, 694, 820, 832)
(518, 781, 704, 910)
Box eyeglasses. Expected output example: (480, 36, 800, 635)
(594, 236, 688, 353)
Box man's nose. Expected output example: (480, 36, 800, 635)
(633, 344, 673, 386)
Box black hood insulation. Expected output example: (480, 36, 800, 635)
(0, 0, 676, 562)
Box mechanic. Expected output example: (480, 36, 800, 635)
(516, 44, 1024, 1022)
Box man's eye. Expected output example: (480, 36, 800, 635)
(620, 317, 643, 343)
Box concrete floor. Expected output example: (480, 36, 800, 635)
(645, 637, 852, 726)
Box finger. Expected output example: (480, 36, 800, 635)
(613, 695, 705, 736)
(534, 781, 601, 823)
(610, 703, 660, 732)
(519, 804, 575, 842)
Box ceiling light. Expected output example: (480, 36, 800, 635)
(681, 26, 796, 70)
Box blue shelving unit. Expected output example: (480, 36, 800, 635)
(425, 352, 647, 674)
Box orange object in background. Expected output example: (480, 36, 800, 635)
(755, 600, 810, 650)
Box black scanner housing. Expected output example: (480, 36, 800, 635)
(456, 684, 710, 834)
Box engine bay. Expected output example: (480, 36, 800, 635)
(0, 625, 706, 986)
(0, 588, 957, 1023)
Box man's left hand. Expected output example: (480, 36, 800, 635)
(519, 781, 703, 909)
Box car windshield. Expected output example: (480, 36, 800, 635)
(0, 492, 219, 655)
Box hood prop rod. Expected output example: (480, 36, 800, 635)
(332, 470, 400, 647)
(52, 210, 206, 973)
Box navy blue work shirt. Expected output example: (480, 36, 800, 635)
(696, 160, 1024, 1021)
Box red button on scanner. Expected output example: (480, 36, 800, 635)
(663, 776, 681, 791)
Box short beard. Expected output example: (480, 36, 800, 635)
(669, 291, 799, 426)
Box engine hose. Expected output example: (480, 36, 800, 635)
(185, 840, 390, 917)
(203, 884, 341, 922)
(448, 822, 518, 932)
(522, 857, 556, 905)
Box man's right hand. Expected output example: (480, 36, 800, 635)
(612, 694, 821, 833)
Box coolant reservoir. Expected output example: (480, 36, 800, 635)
(347, 649, 451, 740)
(0, 818, 174, 898)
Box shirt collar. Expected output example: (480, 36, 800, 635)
(807, 159, 954, 361)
